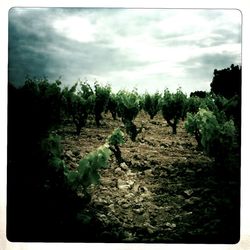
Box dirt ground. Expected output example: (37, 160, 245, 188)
(59, 111, 240, 243)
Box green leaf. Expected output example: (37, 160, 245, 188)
(66, 170, 78, 184)
(107, 128, 125, 146)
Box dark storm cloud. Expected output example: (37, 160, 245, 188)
(8, 8, 59, 85)
(8, 8, 148, 86)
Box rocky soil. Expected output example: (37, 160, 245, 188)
(59, 112, 240, 243)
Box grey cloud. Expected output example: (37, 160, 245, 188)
(213, 27, 241, 43)
(8, 8, 61, 84)
(190, 53, 240, 67)
(179, 52, 241, 85)
(151, 9, 241, 49)
(8, 8, 241, 94)
(8, 7, 149, 86)
(191, 29, 241, 48)
(153, 26, 241, 49)
(196, 9, 225, 20)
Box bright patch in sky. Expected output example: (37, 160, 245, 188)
(53, 16, 96, 43)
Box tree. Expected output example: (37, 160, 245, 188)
(107, 93, 118, 120)
(116, 90, 141, 141)
(143, 92, 162, 119)
(161, 88, 187, 134)
(186, 96, 203, 114)
(93, 82, 111, 127)
(62, 81, 94, 135)
(37, 78, 64, 129)
(210, 64, 241, 99)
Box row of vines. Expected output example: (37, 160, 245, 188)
(17, 76, 240, 158)
(7, 65, 241, 241)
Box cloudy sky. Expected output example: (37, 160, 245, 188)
(8, 8, 241, 94)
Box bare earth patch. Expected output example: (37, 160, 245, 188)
(59, 112, 240, 243)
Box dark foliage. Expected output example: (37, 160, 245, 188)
(190, 91, 208, 98)
(116, 91, 141, 141)
(94, 83, 111, 127)
(161, 88, 187, 134)
(210, 64, 241, 99)
(107, 93, 118, 120)
(143, 92, 161, 119)
(210, 64, 241, 143)
(7, 79, 98, 242)
(62, 81, 94, 135)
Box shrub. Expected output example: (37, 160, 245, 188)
(161, 88, 187, 134)
(143, 92, 162, 119)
